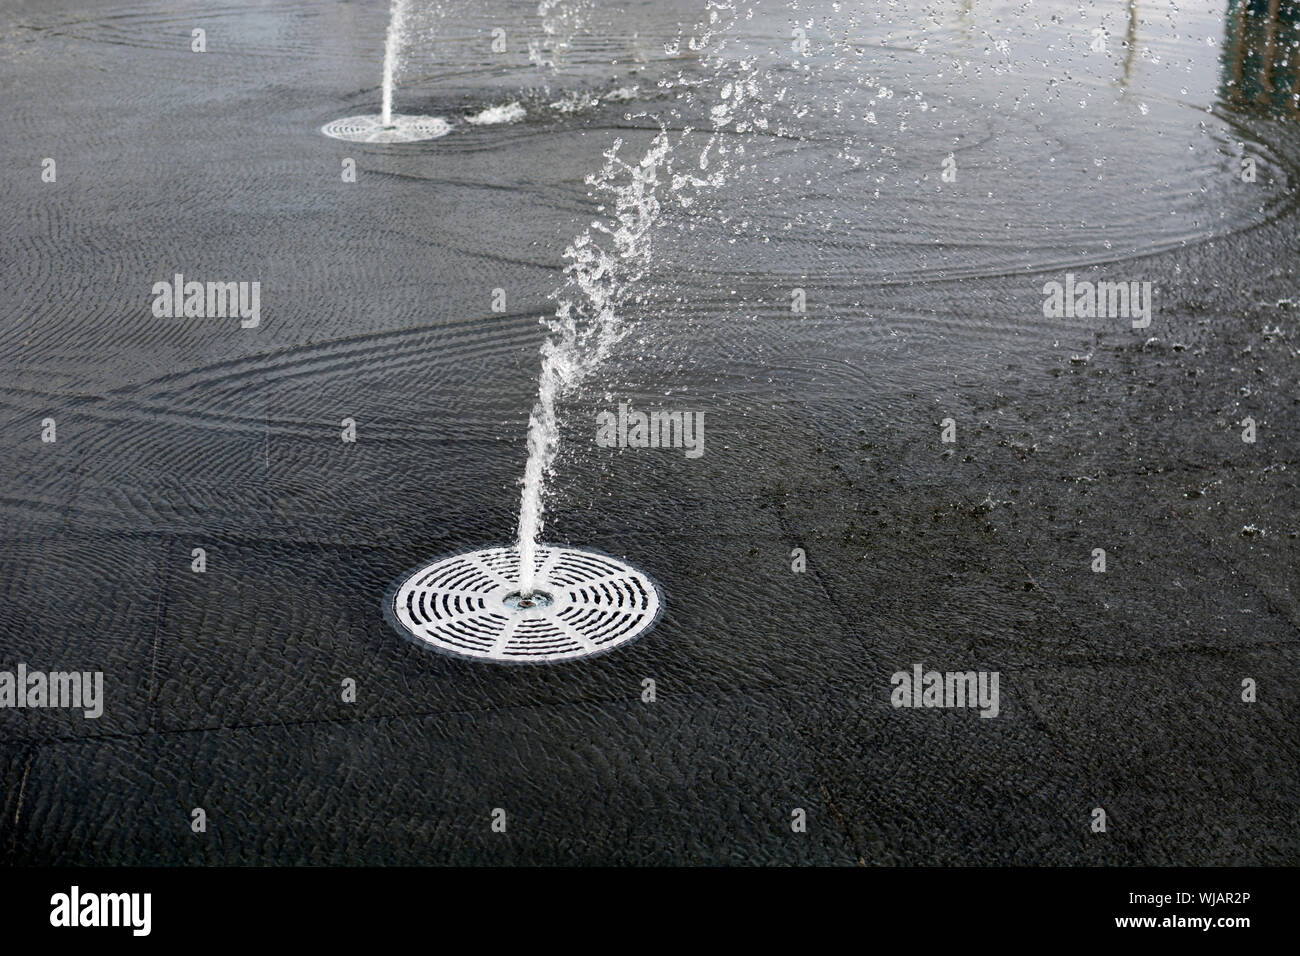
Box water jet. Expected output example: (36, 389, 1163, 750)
(322, 0, 449, 143)
(384, 21, 699, 665)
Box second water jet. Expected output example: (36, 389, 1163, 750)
(322, 0, 450, 143)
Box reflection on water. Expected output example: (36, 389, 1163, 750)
(1222, 0, 1300, 114)
(1121, 1, 1140, 88)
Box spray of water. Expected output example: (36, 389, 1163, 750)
(516, 131, 672, 594)
(380, 0, 411, 127)
(529, 0, 594, 71)
(514, 2, 747, 596)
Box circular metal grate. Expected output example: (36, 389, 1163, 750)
(386, 545, 664, 663)
(321, 114, 452, 143)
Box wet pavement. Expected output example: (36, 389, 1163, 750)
(0, 0, 1296, 864)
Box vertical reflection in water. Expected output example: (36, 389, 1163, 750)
(1121, 1, 1139, 88)
(1261, 0, 1281, 93)
(1221, 0, 1300, 115)
(957, 0, 973, 46)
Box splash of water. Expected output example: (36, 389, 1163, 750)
(380, 0, 411, 127)
(466, 101, 527, 125)
(529, 0, 594, 71)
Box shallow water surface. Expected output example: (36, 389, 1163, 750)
(0, 0, 1296, 865)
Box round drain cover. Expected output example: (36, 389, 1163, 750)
(387, 545, 664, 663)
(321, 114, 452, 143)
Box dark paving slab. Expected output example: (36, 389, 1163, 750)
(0, 527, 160, 740)
(980, 477, 1298, 662)
(4, 692, 857, 866)
(1019, 647, 1300, 865)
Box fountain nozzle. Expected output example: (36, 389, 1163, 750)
(504, 589, 552, 611)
